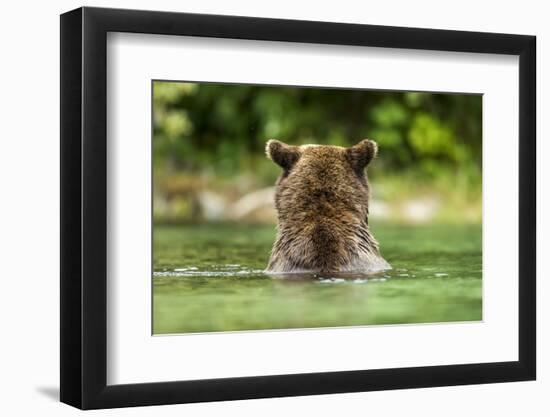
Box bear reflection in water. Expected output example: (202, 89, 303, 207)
(265, 139, 391, 275)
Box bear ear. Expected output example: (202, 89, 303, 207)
(346, 139, 378, 173)
(266, 139, 300, 170)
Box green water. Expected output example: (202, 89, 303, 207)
(153, 223, 482, 334)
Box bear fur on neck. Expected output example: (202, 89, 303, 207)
(266, 139, 390, 274)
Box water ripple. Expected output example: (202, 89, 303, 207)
(154, 264, 462, 283)
(154, 265, 264, 278)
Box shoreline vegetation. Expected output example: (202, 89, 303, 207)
(153, 172, 482, 225)
(153, 82, 482, 225)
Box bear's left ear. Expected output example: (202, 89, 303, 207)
(346, 139, 378, 173)
(266, 139, 301, 170)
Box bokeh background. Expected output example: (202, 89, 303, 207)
(153, 81, 482, 225)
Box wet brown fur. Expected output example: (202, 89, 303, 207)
(266, 139, 390, 274)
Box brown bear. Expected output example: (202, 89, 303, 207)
(265, 139, 390, 274)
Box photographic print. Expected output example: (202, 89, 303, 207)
(60, 8, 536, 408)
(152, 81, 482, 335)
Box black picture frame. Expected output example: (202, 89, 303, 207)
(60, 6, 536, 410)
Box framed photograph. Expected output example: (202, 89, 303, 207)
(60, 6, 536, 409)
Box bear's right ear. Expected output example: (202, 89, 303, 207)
(346, 139, 378, 174)
(266, 140, 300, 170)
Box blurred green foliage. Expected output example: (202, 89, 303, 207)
(153, 81, 482, 223)
(153, 81, 481, 185)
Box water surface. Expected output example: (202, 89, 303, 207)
(153, 223, 482, 334)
